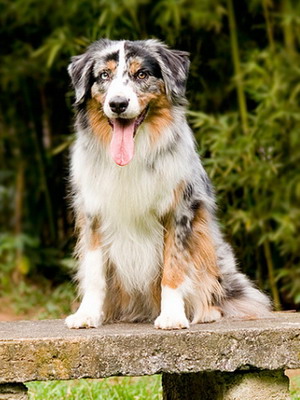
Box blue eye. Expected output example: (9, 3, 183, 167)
(100, 71, 110, 80)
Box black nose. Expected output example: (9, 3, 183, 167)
(109, 96, 129, 114)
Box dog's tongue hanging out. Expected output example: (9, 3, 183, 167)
(109, 119, 135, 166)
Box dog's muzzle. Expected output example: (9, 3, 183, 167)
(109, 96, 129, 115)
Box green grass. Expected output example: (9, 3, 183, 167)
(26, 374, 300, 400)
(291, 375, 300, 400)
(26, 376, 162, 400)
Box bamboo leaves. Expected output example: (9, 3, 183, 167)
(0, 0, 299, 307)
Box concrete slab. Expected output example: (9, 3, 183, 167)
(0, 312, 299, 383)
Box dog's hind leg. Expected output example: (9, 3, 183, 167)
(155, 183, 224, 330)
(65, 214, 106, 329)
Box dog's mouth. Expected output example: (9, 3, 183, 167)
(109, 107, 148, 166)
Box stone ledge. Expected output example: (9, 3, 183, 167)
(0, 312, 299, 383)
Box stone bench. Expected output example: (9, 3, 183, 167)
(0, 313, 299, 399)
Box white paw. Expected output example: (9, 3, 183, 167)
(154, 313, 190, 330)
(192, 307, 222, 324)
(205, 307, 222, 322)
(65, 311, 102, 329)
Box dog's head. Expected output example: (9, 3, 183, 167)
(68, 39, 190, 166)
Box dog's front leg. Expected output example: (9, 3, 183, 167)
(65, 215, 106, 329)
(155, 216, 190, 330)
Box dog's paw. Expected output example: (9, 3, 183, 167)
(202, 307, 222, 323)
(65, 311, 102, 329)
(154, 313, 190, 330)
(191, 306, 222, 324)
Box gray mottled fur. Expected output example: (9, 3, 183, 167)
(67, 39, 271, 326)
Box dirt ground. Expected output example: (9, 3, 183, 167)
(0, 298, 42, 322)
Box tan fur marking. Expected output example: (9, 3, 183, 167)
(161, 217, 186, 289)
(161, 198, 224, 322)
(89, 217, 101, 250)
(74, 211, 85, 233)
(150, 276, 162, 311)
(106, 60, 117, 72)
(74, 212, 86, 260)
(189, 208, 219, 278)
(172, 181, 185, 209)
(74, 213, 102, 257)
(188, 206, 225, 322)
(103, 262, 161, 323)
(103, 266, 131, 322)
(161, 182, 189, 289)
(145, 92, 173, 145)
(91, 83, 104, 102)
(87, 98, 111, 146)
(89, 231, 100, 250)
(139, 93, 158, 109)
(129, 59, 142, 75)
(189, 207, 224, 301)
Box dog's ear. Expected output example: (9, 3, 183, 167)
(68, 39, 112, 105)
(156, 44, 190, 105)
(68, 53, 95, 105)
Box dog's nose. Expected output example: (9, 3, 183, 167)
(109, 96, 129, 114)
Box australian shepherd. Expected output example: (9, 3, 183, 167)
(65, 39, 271, 330)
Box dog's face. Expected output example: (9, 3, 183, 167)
(68, 39, 190, 165)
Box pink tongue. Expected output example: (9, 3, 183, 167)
(109, 119, 135, 166)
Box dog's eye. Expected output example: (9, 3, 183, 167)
(99, 71, 110, 81)
(136, 70, 148, 80)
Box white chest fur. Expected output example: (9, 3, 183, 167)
(71, 127, 192, 292)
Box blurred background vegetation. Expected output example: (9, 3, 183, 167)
(0, 0, 300, 318)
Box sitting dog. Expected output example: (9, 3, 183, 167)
(65, 39, 271, 329)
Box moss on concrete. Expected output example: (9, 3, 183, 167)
(0, 313, 299, 383)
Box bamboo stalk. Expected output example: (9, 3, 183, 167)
(14, 161, 24, 238)
(22, 83, 56, 241)
(226, 0, 249, 134)
(282, 0, 296, 56)
(262, 0, 275, 52)
(13, 160, 24, 282)
(263, 240, 281, 310)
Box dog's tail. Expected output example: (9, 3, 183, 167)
(214, 236, 272, 318)
(220, 271, 272, 318)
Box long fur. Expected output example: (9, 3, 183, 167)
(65, 39, 271, 330)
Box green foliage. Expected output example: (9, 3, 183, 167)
(0, 233, 39, 282)
(190, 43, 300, 308)
(0, 0, 299, 309)
(26, 376, 162, 400)
(10, 281, 75, 318)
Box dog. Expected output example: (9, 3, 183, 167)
(65, 39, 271, 329)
